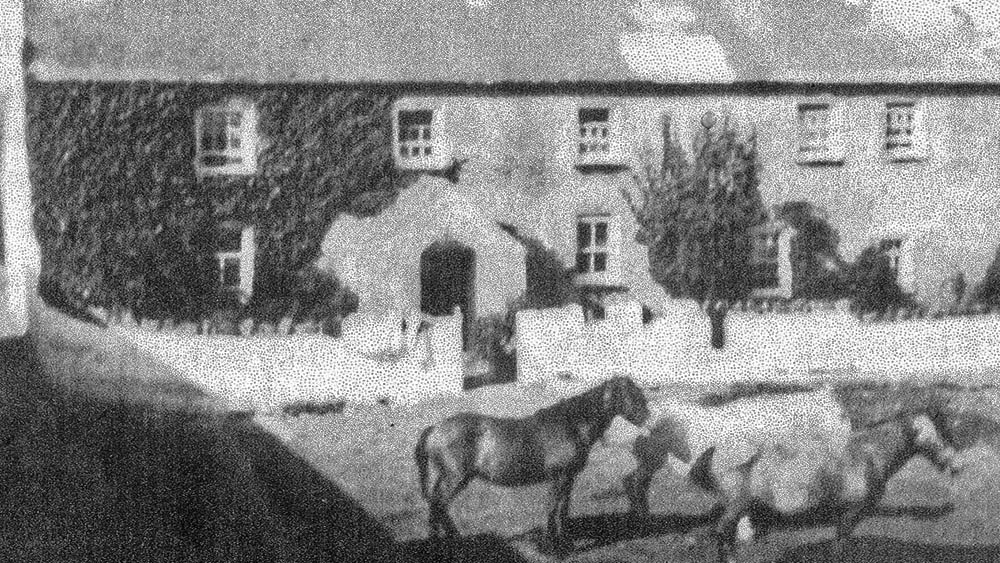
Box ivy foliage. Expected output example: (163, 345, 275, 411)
(26, 81, 410, 320)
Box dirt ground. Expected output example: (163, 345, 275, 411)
(262, 384, 1000, 563)
(10, 309, 1000, 563)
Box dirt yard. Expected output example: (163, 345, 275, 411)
(14, 309, 1000, 563)
(261, 382, 1000, 563)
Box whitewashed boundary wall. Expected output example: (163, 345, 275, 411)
(117, 308, 465, 412)
(516, 302, 1000, 386)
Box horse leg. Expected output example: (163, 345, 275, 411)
(430, 470, 472, 540)
(625, 438, 667, 516)
(834, 505, 868, 562)
(714, 502, 747, 563)
(624, 464, 654, 516)
(547, 473, 577, 556)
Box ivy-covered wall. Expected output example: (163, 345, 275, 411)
(26, 80, 409, 320)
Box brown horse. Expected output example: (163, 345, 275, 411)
(413, 376, 651, 554)
(689, 406, 964, 563)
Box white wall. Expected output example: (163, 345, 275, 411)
(117, 309, 465, 412)
(516, 302, 1000, 386)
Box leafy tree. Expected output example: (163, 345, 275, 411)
(26, 82, 407, 324)
(952, 271, 967, 305)
(847, 244, 911, 315)
(774, 201, 849, 299)
(623, 114, 766, 348)
(975, 245, 1000, 306)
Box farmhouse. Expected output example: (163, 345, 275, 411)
(23, 0, 1000, 338)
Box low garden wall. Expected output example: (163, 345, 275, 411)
(515, 301, 1000, 387)
(115, 308, 465, 412)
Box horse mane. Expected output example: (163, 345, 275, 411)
(535, 380, 609, 419)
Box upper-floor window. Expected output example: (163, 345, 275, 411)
(576, 215, 610, 275)
(195, 98, 257, 176)
(880, 238, 904, 273)
(795, 101, 843, 164)
(394, 108, 450, 170)
(578, 108, 610, 155)
(797, 103, 831, 154)
(398, 110, 434, 159)
(884, 101, 925, 162)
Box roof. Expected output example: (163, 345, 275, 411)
(24, 0, 1000, 84)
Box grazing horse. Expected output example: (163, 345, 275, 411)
(623, 386, 851, 516)
(689, 407, 964, 563)
(413, 376, 651, 554)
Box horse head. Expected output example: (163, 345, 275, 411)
(604, 375, 651, 429)
(909, 411, 963, 477)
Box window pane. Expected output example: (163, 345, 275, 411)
(577, 222, 591, 249)
(422, 128, 431, 141)
(221, 258, 241, 287)
(424, 146, 432, 156)
(594, 222, 608, 246)
(593, 252, 607, 272)
(228, 112, 242, 127)
(576, 252, 590, 273)
(399, 110, 433, 127)
(578, 107, 610, 123)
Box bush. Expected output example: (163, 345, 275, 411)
(848, 245, 913, 315)
(247, 265, 358, 336)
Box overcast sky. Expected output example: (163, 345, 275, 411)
(24, 0, 1000, 82)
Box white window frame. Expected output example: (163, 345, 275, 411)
(884, 99, 927, 162)
(393, 107, 449, 170)
(575, 214, 612, 276)
(194, 98, 258, 177)
(795, 100, 844, 164)
(750, 228, 782, 290)
(578, 107, 611, 156)
(214, 225, 256, 303)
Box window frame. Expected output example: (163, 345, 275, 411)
(794, 100, 844, 165)
(194, 97, 258, 177)
(750, 228, 782, 290)
(883, 99, 927, 163)
(577, 107, 612, 156)
(393, 106, 449, 170)
(575, 214, 612, 276)
(213, 225, 256, 303)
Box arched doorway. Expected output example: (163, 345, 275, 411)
(420, 241, 475, 349)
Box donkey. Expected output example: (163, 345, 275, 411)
(413, 376, 651, 555)
(689, 407, 964, 563)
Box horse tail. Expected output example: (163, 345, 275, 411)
(688, 445, 719, 493)
(415, 425, 435, 500)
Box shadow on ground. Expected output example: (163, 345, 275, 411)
(778, 537, 1000, 563)
(0, 328, 413, 562)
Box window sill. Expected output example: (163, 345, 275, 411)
(575, 271, 621, 287)
(886, 149, 927, 163)
(196, 163, 258, 178)
(795, 151, 844, 166)
(394, 153, 451, 171)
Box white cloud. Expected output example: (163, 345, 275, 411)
(619, 0, 736, 82)
(867, 0, 1000, 65)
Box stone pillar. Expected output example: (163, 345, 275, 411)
(1, 2, 41, 337)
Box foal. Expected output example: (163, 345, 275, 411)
(413, 376, 650, 554)
(689, 408, 963, 563)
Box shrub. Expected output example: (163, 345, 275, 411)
(848, 245, 913, 315)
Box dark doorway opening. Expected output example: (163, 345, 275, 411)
(420, 241, 475, 349)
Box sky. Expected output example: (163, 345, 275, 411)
(23, 0, 1000, 82)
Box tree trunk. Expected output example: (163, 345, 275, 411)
(707, 301, 727, 349)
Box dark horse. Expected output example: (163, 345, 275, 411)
(689, 405, 964, 563)
(414, 375, 651, 554)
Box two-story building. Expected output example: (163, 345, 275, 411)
(25, 0, 1000, 337)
